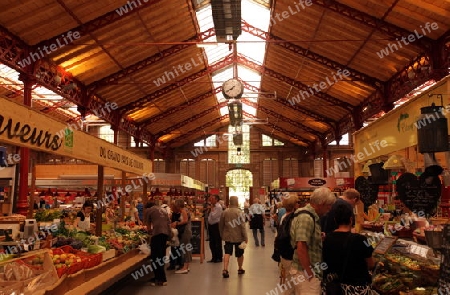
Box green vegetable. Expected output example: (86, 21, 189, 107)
(87, 245, 106, 254)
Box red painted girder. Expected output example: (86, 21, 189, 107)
(140, 87, 222, 126)
(0, 26, 30, 71)
(166, 114, 229, 146)
(0, 26, 155, 146)
(237, 54, 354, 111)
(87, 28, 215, 93)
(155, 101, 228, 138)
(243, 111, 312, 144)
(313, 0, 432, 50)
(241, 20, 382, 88)
(246, 99, 322, 136)
(240, 80, 336, 126)
(121, 53, 234, 113)
(34, 0, 163, 50)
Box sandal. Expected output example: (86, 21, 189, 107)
(238, 269, 245, 275)
(222, 270, 229, 278)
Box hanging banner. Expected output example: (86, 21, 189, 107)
(354, 78, 450, 160)
(0, 97, 152, 174)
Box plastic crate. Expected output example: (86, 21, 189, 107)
(59, 245, 102, 269)
(76, 251, 102, 269)
(51, 246, 87, 276)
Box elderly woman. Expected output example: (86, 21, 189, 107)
(219, 196, 248, 278)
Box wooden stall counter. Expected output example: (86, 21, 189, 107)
(42, 249, 147, 295)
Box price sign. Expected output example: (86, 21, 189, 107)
(374, 236, 398, 254)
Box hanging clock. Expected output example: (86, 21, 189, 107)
(222, 78, 244, 99)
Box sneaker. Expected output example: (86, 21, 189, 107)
(157, 281, 168, 286)
(148, 278, 157, 286)
(175, 269, 189, 274)
(222, 270, 229, 278)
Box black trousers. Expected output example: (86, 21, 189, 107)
(150, 233, 169, 283)
(208, 223, 222, 261)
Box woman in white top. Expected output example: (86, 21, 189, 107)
(74, 201, 94, 232)
(129, 200, 141, 224)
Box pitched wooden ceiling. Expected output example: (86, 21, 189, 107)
(0, 0, 449, 151)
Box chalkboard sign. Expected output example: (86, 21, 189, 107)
(396, 172, 441, 216)
(355, 176, 379, 211)
(190, 219, 204, 262)
(374, 236, 397, 254)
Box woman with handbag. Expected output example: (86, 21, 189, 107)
(323, 203, 376, 295)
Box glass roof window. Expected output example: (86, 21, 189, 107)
(196, 0, 270, 118)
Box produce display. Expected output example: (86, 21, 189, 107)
(34, 209, 62, 222)
(373, 249, 440, 294)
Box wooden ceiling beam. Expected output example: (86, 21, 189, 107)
(243, 111, 312, 145)
(236, 54, 354, 111)
(244, 99, 322, 137)
(313, 0, 433, 50)
(166, 115, 229, 147)
(155, 101, 228, 138)
(139, 88, 222, 126)
(240, 80, 336, 126)
(86, 28, 215, 93)
(120, 53, 234, 113)
(241, 20, 382, 88)
(33, 0, 163, 52)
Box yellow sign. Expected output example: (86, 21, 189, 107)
(354, 77, 450, 160)
(0, 97, 152, 174)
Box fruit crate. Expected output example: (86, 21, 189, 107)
(76, 251, 102, 269)
(51, 246, 87, 277)
(59, 245, 102, 269)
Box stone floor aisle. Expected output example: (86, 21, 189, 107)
(104, 226, 281, 295)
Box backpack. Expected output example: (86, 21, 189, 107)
(272, 210, 316, 261)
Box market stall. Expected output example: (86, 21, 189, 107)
(0, 96, 154, 293)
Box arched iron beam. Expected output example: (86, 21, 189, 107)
(119, 53, 235, 113)
(236, 54, 354, 111)
(166, 115, 229, 147)
(240, 80, 336, 126)
(86, 29, 216, 93)
(241, 20, 382, 88)
(313, 0, 432, 50)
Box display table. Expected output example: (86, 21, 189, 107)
(41, 249, 147, 295)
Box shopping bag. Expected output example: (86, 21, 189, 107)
(138, 238, 151, 255)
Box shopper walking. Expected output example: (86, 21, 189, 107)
(249, 198, 265, 247)
(207, 194, 223, 263)
(219, 196, 248, 278)
(290, 187, 335, 295)
(275, 195, 299, 295)
(323, 203, 375, 295)
(143, 201, 172, 286)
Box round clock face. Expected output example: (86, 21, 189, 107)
(222, 78, 244, 99)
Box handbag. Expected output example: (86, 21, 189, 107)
(325, 233, 354, 295)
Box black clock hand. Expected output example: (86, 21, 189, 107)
(226, 86, 235, 93)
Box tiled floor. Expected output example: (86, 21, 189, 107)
(109, 226, 280, 295)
